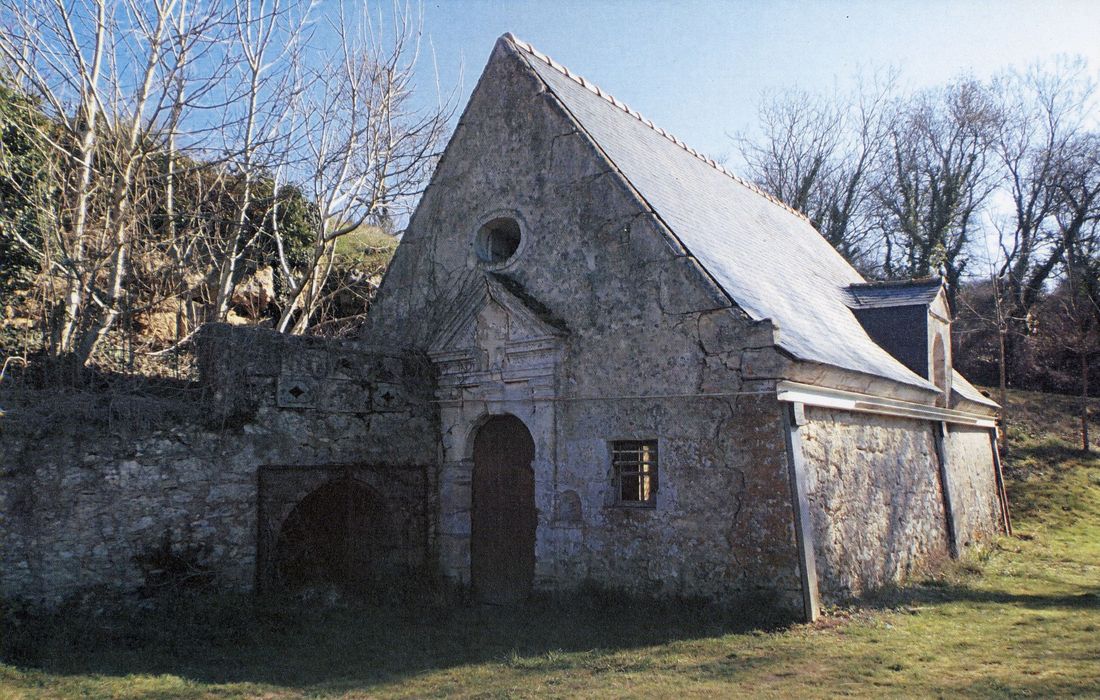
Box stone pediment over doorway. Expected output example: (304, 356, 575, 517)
(428, 274, 567, 403)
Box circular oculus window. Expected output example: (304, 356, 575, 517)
(475, 217, 522, 265)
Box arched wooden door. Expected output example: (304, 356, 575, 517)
(471, 414, 536, 604)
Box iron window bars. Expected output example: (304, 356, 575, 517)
(612, 440, 658, 506)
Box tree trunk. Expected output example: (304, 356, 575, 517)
(999, 327, 1009, 454)
(1082, 351, 1090, 452)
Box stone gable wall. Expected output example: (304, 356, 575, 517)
(363, 38, 790, 398)
(0, 325, 439, 607)
(365, 39, 802, 609)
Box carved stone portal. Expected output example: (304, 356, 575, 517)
(428, 274, 566, 587)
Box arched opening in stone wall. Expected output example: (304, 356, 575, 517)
(274, 477, 389, 594)
(471, 413, 536, 604)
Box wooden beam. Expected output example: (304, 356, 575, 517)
(990, 427, 1013, 536)
(781, 401, 821, 623)
(932, 421, 960, 558)
(776, 381, 998, 428)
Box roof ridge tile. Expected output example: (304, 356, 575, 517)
(502, 33, 812, 225)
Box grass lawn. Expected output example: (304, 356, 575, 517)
(2, 388, 1098, 698)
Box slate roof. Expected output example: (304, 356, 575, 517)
(953, 370, 1000, 409)
(504, 35, 936, 391)
(845, 278, 944, 310)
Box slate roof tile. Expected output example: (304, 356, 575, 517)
(845, 278, 945, 309)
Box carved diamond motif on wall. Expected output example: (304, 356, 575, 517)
(372, 383, 406, 412)
(277, 376, 315, 408)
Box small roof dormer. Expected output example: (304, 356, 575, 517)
(845, 278, 952, 405)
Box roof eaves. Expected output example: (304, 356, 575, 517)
(847, 276, 943, 290)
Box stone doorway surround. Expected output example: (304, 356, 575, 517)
(428, 274, 566, 589)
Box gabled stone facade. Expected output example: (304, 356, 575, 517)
(360, 35, 1007, 618)
(363, 37, 804, 608)
(0, 35, 1007, 621)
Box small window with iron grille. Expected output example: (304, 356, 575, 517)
(612, 440, 658, 506)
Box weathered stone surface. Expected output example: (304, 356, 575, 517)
(658, 256, 732, 315)
(0, 326, 438, 606)
(255, 463, 433, 591)
(0, 36, 1005, 620)
(359, 39, 804, 611)
(740, 348, 793, 380)
(542, 394, 800, 606)
(698, 311, 775, 355)
(801, 407, 955, 601)
(944, 426, 1002, 547)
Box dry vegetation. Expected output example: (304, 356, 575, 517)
(0, 0, 447, 377)
(1, 386, 1098, 698)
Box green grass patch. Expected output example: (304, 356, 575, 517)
(331, 225, 398, 269)
(3, 388, 1099, 698)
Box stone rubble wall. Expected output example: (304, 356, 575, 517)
(944, 425, 1002, 547)
(800, 407, 951, 600)
(0, 325, 439, 607)
(255, 463, 433, 592)
(547, 393, 803, 611)
(800, 407, 1002, 602)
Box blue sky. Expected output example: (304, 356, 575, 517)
(410, 0, 1100, 169)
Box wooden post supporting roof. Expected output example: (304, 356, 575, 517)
(781, 401, 821, 623)
(932, 421, 960, 558)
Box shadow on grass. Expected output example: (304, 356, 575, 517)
(862, 579, 1100, 613)
(1, 588, 792, 692)
(1009, 441, 1087, 465)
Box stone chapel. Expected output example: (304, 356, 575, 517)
(0, 34, 1008, 622)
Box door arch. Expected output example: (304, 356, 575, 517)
(471, 414, 536, 604)
(274, 476, 387, 594)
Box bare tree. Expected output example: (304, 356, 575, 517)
(1040, 272, 1100, 453)
(201, 0, 306, 325)
(0, 0, 450, 367)
(737, 72, 895, 269)
(954, 271, 1018, 451)
(1044, 132, 1100, 450)
(269, 4, 451, 334)
(738, 89, 842, 218)
(0, 0, 225, 365)
(1053, 133, 1100, 277)
(989, 58, 1096, 382)
(875, 79, 1003, 308)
